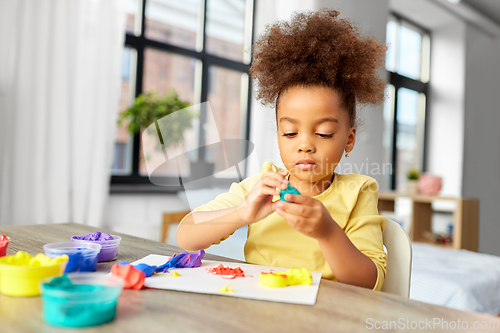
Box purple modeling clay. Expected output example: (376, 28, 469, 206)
(73, 232, 114, 241)
(71, 232, 121, 262)
(155, 250, 205, 273)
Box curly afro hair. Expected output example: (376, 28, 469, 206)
(249, 9, 387, 127)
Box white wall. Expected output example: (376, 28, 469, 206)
(427, 23, 466, 197)
(103, 194, 189, 241)
(462, 25, 500, 255)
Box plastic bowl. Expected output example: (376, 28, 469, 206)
(0, 252, 68, 296)
(41, 273, 124, 328)
(71, 235, 121, 262)
(43, 242, 102, 273)
(0, 236, 10, 257)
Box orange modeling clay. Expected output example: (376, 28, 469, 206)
(110, 264, 145, 290)
(207, 264, 245, 279)
(259, 268, 312, 288)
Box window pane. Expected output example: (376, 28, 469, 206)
(143, 48, 197, 103)
(207, 66, 248, 178)
(145, 0, 200, 50)
(112, 47, 136, 175)
(140, 49, 198, 176)
(397, 24, 422, 80)
(385, 19, 397, 72)
(206, 0, 247, 62)
(395, 88, 425, 191)
(125, 0, 141, 36)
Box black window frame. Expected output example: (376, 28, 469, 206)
(111, 0, 256, 194)
(386, 12, 431, 190)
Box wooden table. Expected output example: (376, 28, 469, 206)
(1, 223, 499, 333)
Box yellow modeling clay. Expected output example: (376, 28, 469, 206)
(0, 251, 68, 267)
(259, 268, 312, 288)
(218, 283, 234, 293)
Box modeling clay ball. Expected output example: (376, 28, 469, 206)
(71, 232, 121, 262)
(110, 263, 145, 290)
(43, 242, 101, 273)
(0, 251, 68, 296)
(41, 273, 123, 328)
(0, 234, 9, 257)
(259, 268, 312, 288)
(280, 184, 301, 203)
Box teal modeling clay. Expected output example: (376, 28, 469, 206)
(41, 274, 122, 328)
(280, 184, 301, 202)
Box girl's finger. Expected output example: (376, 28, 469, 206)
(262, 176, 288, 190)
(276, 207, 301, 225)
(259, 184, 280, 197)
(283, 193, 313, 205)
(276, 200, 312, 217)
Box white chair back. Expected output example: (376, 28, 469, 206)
(381, 218, 412, 298)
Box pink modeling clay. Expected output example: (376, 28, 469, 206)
(207, 264, 245, 279)
(156, 250, 205, 273)
(110, 264, 145, 290)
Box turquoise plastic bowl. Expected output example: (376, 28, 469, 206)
(40, 273, 124, 328)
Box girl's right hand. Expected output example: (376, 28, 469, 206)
(237, 170, 289, 224)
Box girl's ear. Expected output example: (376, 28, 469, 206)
(345, 127, 356, 152)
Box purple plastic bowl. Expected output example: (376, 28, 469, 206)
(71, 235, 121, 262)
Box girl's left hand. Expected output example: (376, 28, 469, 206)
(275, 194, 337, 240)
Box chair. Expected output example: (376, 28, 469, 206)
(161, 210, 191, 243)
(381, 218, 412, 298)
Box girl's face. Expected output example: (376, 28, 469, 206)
(276, 85, 356, 194)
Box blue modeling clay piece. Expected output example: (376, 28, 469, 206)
(280, 184, 301, 203)
(133, 263, 157, 277)
(118, 262, 157, 277)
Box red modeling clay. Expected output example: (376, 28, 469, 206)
(111, 264, 145, 290)
(0, 234, 9, 257)
(207, 264, 245, 279)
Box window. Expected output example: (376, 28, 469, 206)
(384, 14, 430, 191)
(112, 0, 255, 191)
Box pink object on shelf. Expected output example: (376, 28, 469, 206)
(418, 174, 442, 196)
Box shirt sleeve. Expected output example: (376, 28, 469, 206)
(343, 178, 387, 291)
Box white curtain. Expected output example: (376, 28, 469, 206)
(0, 0, 125, 226)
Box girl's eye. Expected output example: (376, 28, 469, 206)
(282, 133, 297, 137)
(317, 133, 333, 138)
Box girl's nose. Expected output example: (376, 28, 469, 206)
(298, 137, 316, 153)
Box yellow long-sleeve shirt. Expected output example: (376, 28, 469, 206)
(182, 161, 387, 291)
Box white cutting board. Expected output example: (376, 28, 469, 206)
(130, 254, 322, 305)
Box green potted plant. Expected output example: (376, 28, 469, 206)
(406, 168, 420, 195)
(117, 90, 194, 152)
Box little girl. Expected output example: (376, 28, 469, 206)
(177, 9, 387, 290)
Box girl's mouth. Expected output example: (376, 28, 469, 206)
(296, 159, 316, 170)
